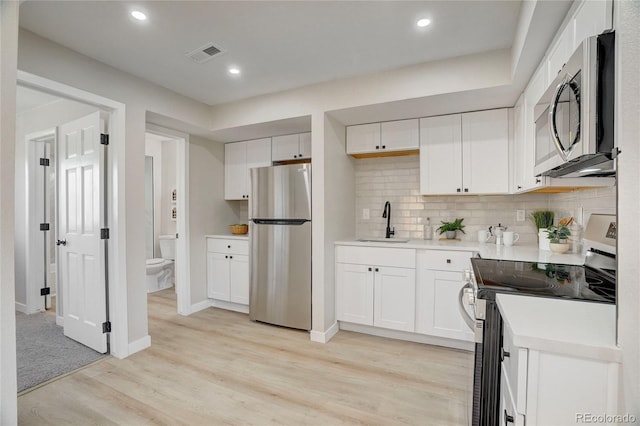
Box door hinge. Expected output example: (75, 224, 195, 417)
(40, 287, 51, 296)
(39, 158, 50, 166)
(100, 133, 109, 145)
(100, 228, 110, 239)
(102, 321, 111, 333)
(39, 223, 50, 231)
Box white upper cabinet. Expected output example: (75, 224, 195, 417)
(462, 109, 510, 194)
(347, 119, 418, 156)
(420, 109, 510, 195)
(224, 137, 272, 200)
(271, 132, 311, 162)
(547, 24, 573, 83)
(573, 0, 612, 50)
(419, 114, 463, 195)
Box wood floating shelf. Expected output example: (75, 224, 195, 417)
(350, 149, 419, 159)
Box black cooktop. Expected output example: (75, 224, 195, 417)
(471, 258, 615, 303)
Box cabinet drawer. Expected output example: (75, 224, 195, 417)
(417, 250, 472, 271)
(500, 364, 526, 426)
(502, 324, 528, 415)
(335, 246, 415, 268)
(207, 238, 249, 255)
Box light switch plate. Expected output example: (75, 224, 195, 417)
(516, 210, 525, 222)
(362, 208, 370, 220)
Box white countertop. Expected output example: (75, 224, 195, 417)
(334, 239, 586, 265)
(497, 294, 620, 362)
(205, 234, 249, 240)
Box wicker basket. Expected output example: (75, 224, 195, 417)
(229, 224, 248, 235)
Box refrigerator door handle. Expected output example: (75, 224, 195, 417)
(252, 219, 309, 225)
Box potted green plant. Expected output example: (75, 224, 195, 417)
(437, 218, 466, 239)
(531, 210, 555, 250)
(547, 225, 571, 254)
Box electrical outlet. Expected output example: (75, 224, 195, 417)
(362, 208, 370, 220)
(516, 210, 526, 222)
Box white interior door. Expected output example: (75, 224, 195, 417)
(58, 111, 108, 353)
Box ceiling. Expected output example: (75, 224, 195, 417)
(19, 1, 523, 107)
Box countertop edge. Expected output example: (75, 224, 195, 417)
(205, 234, 249, 240)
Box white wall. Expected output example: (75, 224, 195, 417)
(614, 0, 640, 415)
(14, 98, 97, 311)
(188, 136, 241, 306)
(0, 1, 19, 422)
(18, 29, 213, 345)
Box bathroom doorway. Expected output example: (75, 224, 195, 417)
(145, 125, 190, 315)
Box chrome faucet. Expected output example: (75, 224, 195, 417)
(382, 201, 395, 239)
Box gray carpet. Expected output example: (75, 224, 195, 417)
(15, 311, 106, 392)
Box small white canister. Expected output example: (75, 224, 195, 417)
(538, 229, 551, 251)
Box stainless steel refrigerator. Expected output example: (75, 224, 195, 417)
(249, 163, 311, 330)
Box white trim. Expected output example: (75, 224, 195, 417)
(145, 124, 190, 317)
(17, 71, 129, 359)
(189, 299, 213, 314)
(56, 315, 63, 327)
(209, 299, 249, 314)
(338, 322, 475, 352)
(127, 335, 151, 356)
(14, 303, 27, 314)
(310, 321, 339, 343)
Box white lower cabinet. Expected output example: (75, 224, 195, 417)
(415, 250, 474, 342)
(500, 324, 620, 426)
(206, 237, 249, 308)
(335, 246, 415, 332)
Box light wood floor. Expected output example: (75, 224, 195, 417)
(18, 289, 473, 425)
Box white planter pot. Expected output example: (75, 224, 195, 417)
(538, 229, 551, 251)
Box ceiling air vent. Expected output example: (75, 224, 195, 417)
(186, 42, 224, 64)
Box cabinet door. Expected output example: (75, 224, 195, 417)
(298, 132, 312, 159)
(522, 66, 548, 191)
(271, 134, 300, 162)
(381, 119, 419, 152)
(573, 0, 611, 50)
(462, 109, 510, 194)
(229, 254, 249, 305)
(500, 365, 526, 426)
(419, 114, 463, 195)
(207, 252, 230, 301)
(346, 123, 381, 154)
(416, 269, 474, 341)
(373, 266, 416, 332)
(336, 263, 374, 325)
(245, 137, 272, 199)
(512, 95, 526, 193)
(547, 25, 573, 83)
(224, 141, 247, 200)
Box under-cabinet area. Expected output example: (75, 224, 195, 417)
(335, 243, 475, 350)
(206, 235, 250, 313)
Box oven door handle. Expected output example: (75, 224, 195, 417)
(458, 282, 476, 331)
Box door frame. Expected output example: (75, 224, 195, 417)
(22, 128, 57, 316)
(17, 71, 129, 358)
(145, 124, 190, 316)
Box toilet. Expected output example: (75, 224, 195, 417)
(146, 235, 176, 293)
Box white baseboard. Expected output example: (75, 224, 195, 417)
(188, 299, 213, 315)
(15, 302, 28, 313)
(338, 322, 474, 352)
(56, 315, 64, 326)
(127, 335, 151, 356)
(310, 321, 339, 343)
(209, 299, 249, 314)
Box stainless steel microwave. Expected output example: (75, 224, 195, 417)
(534, 31, 615, 178)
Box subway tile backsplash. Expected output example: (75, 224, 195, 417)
(355, 156, 616, 244)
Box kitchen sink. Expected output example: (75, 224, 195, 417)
(357, 238, 409, 243)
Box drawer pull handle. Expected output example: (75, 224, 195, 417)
(368, 267, 372, 272)
(501, 348, 511, 361)
(225, 255, 228, 259)
(230, 256, 233, 259)
(227, 245, 231, 248)
(504, 410, 514, 424)
(375, 268, 379, 272)
(446, 259, 451, 264)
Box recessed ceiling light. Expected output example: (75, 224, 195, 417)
(131, 10, 147, 21)
(417, 18, 431, 28)
(228, 67, 241, 75)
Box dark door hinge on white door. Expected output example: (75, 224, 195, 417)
(102, 321, 111, 333)
(100, 228, 110, 239)
(100, 133, 109, 145)
(39, 158, 50, 166)
(40, 287, 51, 296)
(39, 223, 50, 231)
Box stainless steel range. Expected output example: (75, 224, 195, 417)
(459, 214, 616, 426)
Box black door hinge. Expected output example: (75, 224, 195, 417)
(102, 321, 111, 333)
(100, 134, 109, 145)
(40, 287, 51, 296)
(39, 158, 50, 166)
(100, 228, 110, 239)
(40, 223, 50, 231)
